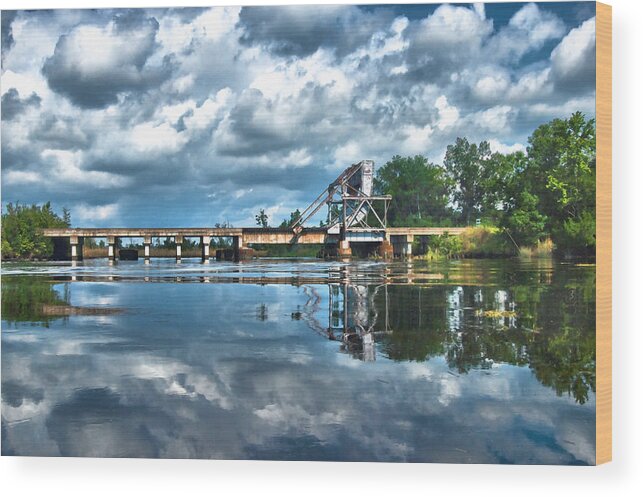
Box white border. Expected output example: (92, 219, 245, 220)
(1, 0, 640, 495)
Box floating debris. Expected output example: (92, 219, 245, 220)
(41, 304, 123, 316)
(474, 309, 517, 318)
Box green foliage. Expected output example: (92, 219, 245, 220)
(443, 138, 492, 225)
(375, 155, 452, 226)
(375, 263, 596, 404)
(503, 191, 548, 247)
(1, 275, 69, 325)
(425, 233, 464, 259)
(2, 202, 70, 259)
(255, 208, 269, 228)
(394, 112, 595, 256)
(554, 210, 596, 255)
(524, 111, 596, 253)
(459, 227, 513, 258)
(279, 209, 301, 228)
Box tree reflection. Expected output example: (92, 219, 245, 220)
(1, 276, 70, 326)
(311, 263, 596, 404)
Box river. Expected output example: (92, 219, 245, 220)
(1, 257, 596, 463)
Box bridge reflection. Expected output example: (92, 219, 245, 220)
(302, 283, 392, 362)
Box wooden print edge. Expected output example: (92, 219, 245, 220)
(595, 1, 612, 465)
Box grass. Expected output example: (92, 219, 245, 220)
(419, 227, 552, 260)
(517, 238, 554, 258)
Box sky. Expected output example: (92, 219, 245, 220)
(1, 2, 597, 227)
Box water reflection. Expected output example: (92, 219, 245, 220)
(302, 283, 391, 362)
(1, 259, 596, 463)
(288, 262, 595, 405)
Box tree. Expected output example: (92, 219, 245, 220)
(480, 151, 526, 223)
(444, 138, 492, 225)
(503, 191, 548, 246)
(1, 202, 69, 259)
(525, 112, 596, 253)
(255, 209, 269, 228)
(62, 207, 71, 227)
(374, 155, 452, 226)
(279, 209, 301, 228)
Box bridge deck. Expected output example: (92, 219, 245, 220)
(42, 226, 467, 243)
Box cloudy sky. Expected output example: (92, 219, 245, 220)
(1, 2, 596, 227)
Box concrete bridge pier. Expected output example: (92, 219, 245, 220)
(390, 234, 413, 258)
(175, 235, 183, 262)
(233, 236, 255, 261)
(338, 239, 352, 257)
(403, 234, 414, 259)
(378, 239, 394, 259)
(201, 236, 210, 263)
(107, 236, 117, 261)
(144, 236, 152, 264)
(70, 236, 83, 262)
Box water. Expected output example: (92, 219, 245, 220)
(1, 257, 596, 464)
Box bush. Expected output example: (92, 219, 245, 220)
(459, 227, 513, 257)
(2, 202, 69, 260)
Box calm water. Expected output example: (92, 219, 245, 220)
(1, 257, 596, 464)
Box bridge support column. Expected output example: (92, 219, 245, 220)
(201, 236, 211, 263)
(108, 236, 117, 261)
(175, 235, 183, 262)
(70, 236, 83, 262)
(403, 234, 414, 259)
(338, 240, 351, 257)
(378, 240, 394, 259)
(144, 236, 152, 264)
(233, 236, 243, 262)
(233, 236, 254, 261)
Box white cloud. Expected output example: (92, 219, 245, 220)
(401, 124, 433, 154)
(486, 3, 566, 63)
(508, 68, 553, 101)
(488, 139, 526, 155)
(182, 87, 234, 133)
(551, 17, 596, 81)
(41, 149, 131, 188)
(1, 5, 597, 226)
(4, 170, 41, 185)
(282, 148, 313, 167)
(419, 4, 492, 47)
(473, 73, 510, 101)
(129, 122, 189, 155)
(526, 94, 596, 118)
(73, 203, 119, 222)
(435, 95, 460, 131)
(473, 105, 514, 133)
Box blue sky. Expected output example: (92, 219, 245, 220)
(1, 2, 596, 227)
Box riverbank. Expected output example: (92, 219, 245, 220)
(419, 226, 554, 260)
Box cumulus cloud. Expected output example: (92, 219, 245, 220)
(1, 10, 17, 65)
(435, 95, 460, 131)
(1, 4, 597, 227)
(73, 203, 119, 223)
(485, 3, 566, 63)
(238, 5, 394, 58)
(488, 139, 526, 155)
(42, 11, 172, 108)
(550, 17, 596, 88)
(1, 87, 41, 120)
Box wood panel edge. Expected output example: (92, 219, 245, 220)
(595, 1, 612, 465)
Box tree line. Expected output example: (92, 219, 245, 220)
(256, 112, 595, 255)
(1, 202, 70, 259)
(374, 111, 596, 255)
(3, 112, 595, 260)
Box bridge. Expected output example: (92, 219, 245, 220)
(42, 160, 466, 261)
